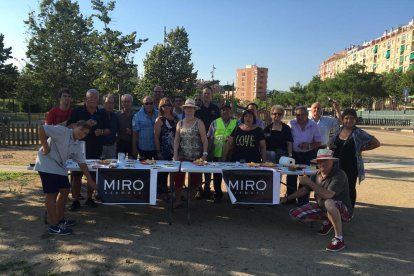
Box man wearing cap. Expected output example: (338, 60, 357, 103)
(195, 87, 220, 199)
(280, 148, 353, 252)
(207, 102, 237, 203)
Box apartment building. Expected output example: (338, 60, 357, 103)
(320, 18, 414, 80)
(235, 65, 268, 102)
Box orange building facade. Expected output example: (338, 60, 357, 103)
(235, 65, 268, 103)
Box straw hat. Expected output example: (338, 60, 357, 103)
(311, 148, 338, 163)
(182, 99, 200, 109)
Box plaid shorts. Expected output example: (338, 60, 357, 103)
(289, 201, 351, 222)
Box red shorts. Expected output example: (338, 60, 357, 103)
(289, 201, 351, 222)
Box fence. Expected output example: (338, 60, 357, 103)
(358, 118, 411, 126)
(0, 123, 40, 146)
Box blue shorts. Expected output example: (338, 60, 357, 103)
(38, 171, 70, 193)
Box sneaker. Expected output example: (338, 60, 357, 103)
(59, 218, 76, 227)
(85, 198, 98, 207)
(68, 200, 80, 211)
(48, 225, 72, 235)
(318, 221, 333, 236)
(326, 237, 345, 252)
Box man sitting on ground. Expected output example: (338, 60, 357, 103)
(280, 148, 353, 252)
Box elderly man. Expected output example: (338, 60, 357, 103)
(116, 94, 135, 157)
(153, 85, 164, 109)
(45, 88, 72, 126)
(310, 101, 341, 147)
(280, 149, 353, 252)
(195, 87, 220, 199)
(132, 96, 158, 159)
(287, 106, 321, 205)
(66, 89, 111, 210)
(101, 94, 119, 159)
(207, 102, 237, 203)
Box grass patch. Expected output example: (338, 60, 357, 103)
(0, 172, 25, 181)
(0, 172, 37, 193)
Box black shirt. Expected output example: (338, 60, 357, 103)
(264, 122, 293, 153)
(230, 126, 265, 163)
(66, 105, 110, 159)
(195, 103, 220, 130)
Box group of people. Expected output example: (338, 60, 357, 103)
(35, 86, 381, 252)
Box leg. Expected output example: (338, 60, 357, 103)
(56, 188, 70, 222)
(203, 173, 211, 194)
(325, 199, 342, 237)
(45, 193, 59, 226)
(71, 173, 82, 200)
(213, 173, 223, 202)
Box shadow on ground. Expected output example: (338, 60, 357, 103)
(0, 183, 413, 275)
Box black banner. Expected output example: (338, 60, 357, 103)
(97, 168, 157, 205)
(222, 169, 280, 204)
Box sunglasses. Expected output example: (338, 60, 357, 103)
(295, 113, 307, 116)
(144, 102, 153, 105)
(272, 112, 283, 116)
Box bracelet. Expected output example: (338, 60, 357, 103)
(202, 151, 208, 156)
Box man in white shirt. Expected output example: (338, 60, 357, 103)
(309, 101, 341, 147)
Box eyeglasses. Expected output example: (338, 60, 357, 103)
(144, 102, 153, 105)
(162, 104, 172, 108)
(272, 112, 283, 116)
(295, 113, 307, 116)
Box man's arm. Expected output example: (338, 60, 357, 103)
(298, 175, 335, 199)
(38, 125, 50, 155)
(78, 163, 97, 190)
(280, 186, 308, 203)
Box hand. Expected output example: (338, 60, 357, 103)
(42, 145, 50, 155)
(298, 142, 310, 151)
(280, 197, 287, 204)
(299, 175, 311, 186)
(201, 155, 207, 161)
(87, 119, 97, 127)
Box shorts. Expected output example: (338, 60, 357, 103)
(38, 171, 70, 194)
(289, 201, 351, 222)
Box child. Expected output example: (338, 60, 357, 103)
(34, 120, 96, 235)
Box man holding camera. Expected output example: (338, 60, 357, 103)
(310, 100, 341, 148)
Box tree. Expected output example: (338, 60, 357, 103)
(0, 34, 19, 111)
(137, 27, 197, 99)
(24, 0, 95, 105)
(90, 0, 146, 95)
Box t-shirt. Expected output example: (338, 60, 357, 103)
(310, 166, 353, 215)
(195, 103, 220, 130)
(264, 122, 293, 153)
(310, 116, 339, 146)
(66, 105, 110, 159)
(34, 125, 85, 176)
(45, 106, 72, 125)
(230, 126, 265, 163)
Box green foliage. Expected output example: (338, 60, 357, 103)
(137, 27, 197, 99)
(24, 0, 95, 104)
(0, 34, 19, 108)
(90, 0, 147, 95)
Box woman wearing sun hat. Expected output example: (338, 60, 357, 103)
(173, 98, 208, 208)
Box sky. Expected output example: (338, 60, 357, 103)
(1, 0, 414, 91)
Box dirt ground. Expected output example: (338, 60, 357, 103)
(0, 129, 413, 275)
